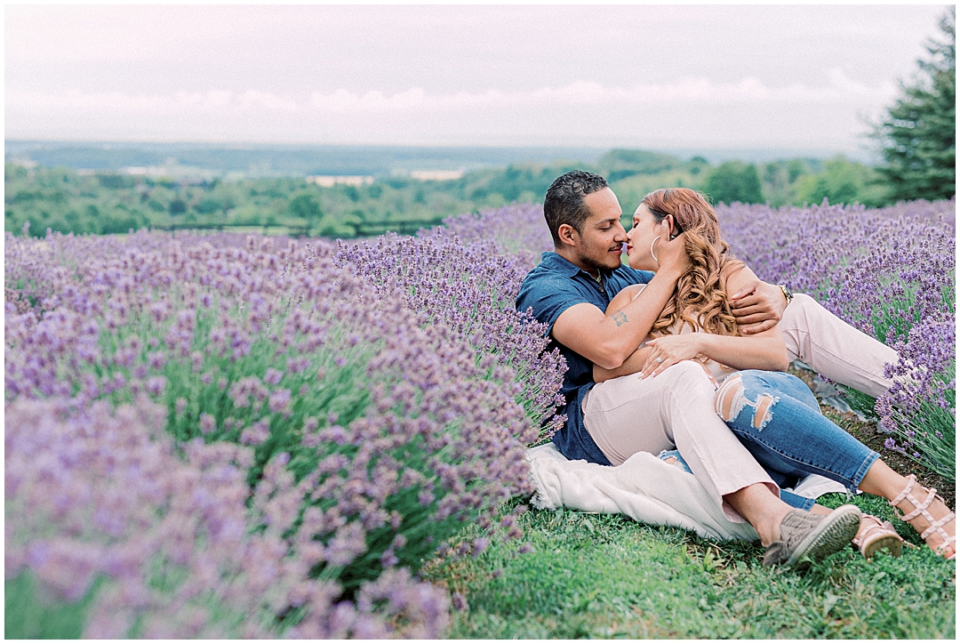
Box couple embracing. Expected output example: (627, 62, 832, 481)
(516, 170, 955, 569)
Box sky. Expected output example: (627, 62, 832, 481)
(5, 4, 951, 156)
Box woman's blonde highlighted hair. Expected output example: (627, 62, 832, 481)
(641, 188, 743, 338)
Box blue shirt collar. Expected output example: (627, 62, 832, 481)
(540, 251, 614, 280)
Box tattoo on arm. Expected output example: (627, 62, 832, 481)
(612, 311, 628, 327)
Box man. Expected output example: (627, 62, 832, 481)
(516, 170, 898, 566)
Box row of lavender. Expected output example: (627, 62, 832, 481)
(5, 227, 564, 637)
(443, 198, 956, 480)
(715, 199, 955, 480)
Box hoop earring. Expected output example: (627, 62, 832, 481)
(650, 235, 661, 265)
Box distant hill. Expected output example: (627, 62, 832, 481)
(4, 141, 609, 178)
(5, 141, 878, 179)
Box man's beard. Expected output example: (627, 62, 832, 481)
(578, 247, 622, 273)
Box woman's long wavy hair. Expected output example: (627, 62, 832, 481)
(642, 188, 743, 338)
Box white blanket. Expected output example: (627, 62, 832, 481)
(526, 442, 848, 542)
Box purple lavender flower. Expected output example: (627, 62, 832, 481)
(147, 352, 166, 371)
(239, 420, 271, 446)
(199, 413, 216, 435)
(267, 388, 291, 414)
(144, 376, 166, 397)
(263, 368, 284, 386)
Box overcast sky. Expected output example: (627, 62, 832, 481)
(5, 4, 951, 155)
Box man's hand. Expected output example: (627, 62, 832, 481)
(730, 279, 787, 335)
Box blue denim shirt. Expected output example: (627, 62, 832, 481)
(516, 252, 654, 465)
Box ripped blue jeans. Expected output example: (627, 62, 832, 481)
(657, 450, 819, 511)
(715, 369, 879, 506)
(661, 369, 879, 511)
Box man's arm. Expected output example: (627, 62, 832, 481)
(593, 345, 654, 383)
(590, 285, 656, 382)
(552, 224, 689, 370)
(553, 273, 678, 370)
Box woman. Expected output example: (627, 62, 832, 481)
(595, 187, 954, 561)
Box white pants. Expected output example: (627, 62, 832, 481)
(779, 294, 897, 397)
(583, 292, 898, 521)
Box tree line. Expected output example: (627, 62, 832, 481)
(0, 152, 888, 240)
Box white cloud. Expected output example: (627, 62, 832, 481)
(8, 74, 895, 117)
(237, 91, 300, 112)
(5, 4, 942, 150)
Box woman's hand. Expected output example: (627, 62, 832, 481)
(654, 223, 691, 277)
(640, 334, 705, 378)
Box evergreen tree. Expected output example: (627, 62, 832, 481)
(873, 8, 955, 202)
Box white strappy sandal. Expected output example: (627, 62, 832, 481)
(890, 474, 956, 561)
(852, 514, 904, 558)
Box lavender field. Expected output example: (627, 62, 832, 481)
(5, 197, 955, 637)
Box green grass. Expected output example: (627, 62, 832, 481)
(5, 572, 99, 639)
(423, 498, 956, 638)
(423, 384, 956, 639)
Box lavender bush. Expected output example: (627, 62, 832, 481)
(6, 397, 450, 638)
(5, 226, 558, 636)
(711, 199, 955, 346)
(438, 203, 552, 266)
(874, 316, 956, 479)
(712, 198, 955, 480)
(336, 226, 565, 442)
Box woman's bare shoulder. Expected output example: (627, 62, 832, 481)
(605, 283, 645, 315)
(720, 259, 752, 292)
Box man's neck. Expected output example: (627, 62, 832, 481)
(554, 247, 600, 279)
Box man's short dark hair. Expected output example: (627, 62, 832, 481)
(543, 170, 609, 246)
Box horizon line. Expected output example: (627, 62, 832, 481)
(5, 138, 870, 155)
